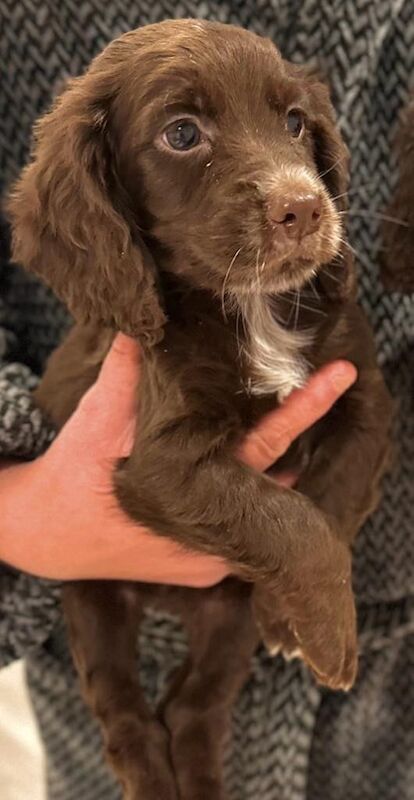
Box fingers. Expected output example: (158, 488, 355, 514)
(271, 470, 299, 488)
(238, 360, 357, 472)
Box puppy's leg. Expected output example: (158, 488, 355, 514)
(63, 582, 177, 800)
(161, 580, 258, 800)
(254, 350, 393, 689)
(119, 425, 356, 692)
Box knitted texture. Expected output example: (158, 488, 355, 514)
(0, 2, 413, 798)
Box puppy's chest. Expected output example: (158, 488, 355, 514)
(246, 323, 310, 402)
(158, 294, 314, 414)
(241, 298, 312, 403)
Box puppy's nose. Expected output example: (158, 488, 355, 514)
(269, 193, 322, 239)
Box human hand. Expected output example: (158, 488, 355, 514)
(0, 335, 356, 584)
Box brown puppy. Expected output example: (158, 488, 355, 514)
(8, 20, 392, 800)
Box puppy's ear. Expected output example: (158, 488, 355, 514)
(289, 64, 356, 301)
(380, 96, 414, 293)
(7, 70, 166, 344)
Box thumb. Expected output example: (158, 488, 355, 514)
(95, 333, 141, 399)
(66, 333, 141, 456)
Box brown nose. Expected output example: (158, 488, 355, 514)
(268, 193, 322, 240)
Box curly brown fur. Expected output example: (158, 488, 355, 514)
(381, 94, 414, 292)
(8, 20, 393, 800)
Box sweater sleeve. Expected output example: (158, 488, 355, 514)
(0, 570, 62, 668)
(0, 361, 55, 458)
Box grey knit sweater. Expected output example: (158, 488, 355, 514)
(0, 2, 413, 799)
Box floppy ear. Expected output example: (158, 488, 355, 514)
(289, 64, 356, 301)
(380, 96, 414, 293)
(7, 69, 166, 344)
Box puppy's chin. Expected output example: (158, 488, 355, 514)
(232, 248, 340, 297)
(229, 261, 316, 299)
(256, 219, 342, 294)
(262, 259, 320, 294)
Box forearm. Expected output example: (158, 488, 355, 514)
(0, 355, 57, 568)
(0, 466, 62, 668)
(0, 460, 42, 570)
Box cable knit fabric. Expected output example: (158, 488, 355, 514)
(0, 2, 413, 799)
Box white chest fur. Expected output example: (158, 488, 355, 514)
(241, 295, 312, 402)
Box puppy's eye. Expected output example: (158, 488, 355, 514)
(163, 119, 201, 151)
(286, 109, 305, 138)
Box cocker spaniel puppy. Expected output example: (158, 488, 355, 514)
(8, 20, 392, 800)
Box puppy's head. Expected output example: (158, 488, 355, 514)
(8, 19, 353, 343)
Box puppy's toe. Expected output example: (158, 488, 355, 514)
(252, 590, 301, 660)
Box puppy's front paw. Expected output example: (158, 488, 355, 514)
(295, 579, 357, 692)
(252, 541, 358, 691)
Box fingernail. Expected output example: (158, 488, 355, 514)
(330, 363, 357, 392)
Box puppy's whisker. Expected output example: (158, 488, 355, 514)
(255, 247, 262, 290)
(235, 303, 244, 360)
(337, 236, 355, 253)
(320, 228, 354, 258)
(281, 293, 327, 317)
(321, 267, 342, 284)
(333, 234, 361, 262)
(345, 243, 358, 258)
(285, 290, 298, 327)
(294, 290, 301, 331)
(330, 181, 378, 204)
(339, 210, 410, 227)
(309, 277, 320, 301)
(298, 302, 327, 317)
(221, 247, 243, 320)
(331, 190, 349, 203)
(284, 288, 320, 301)
(317, 154, 346, 181)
